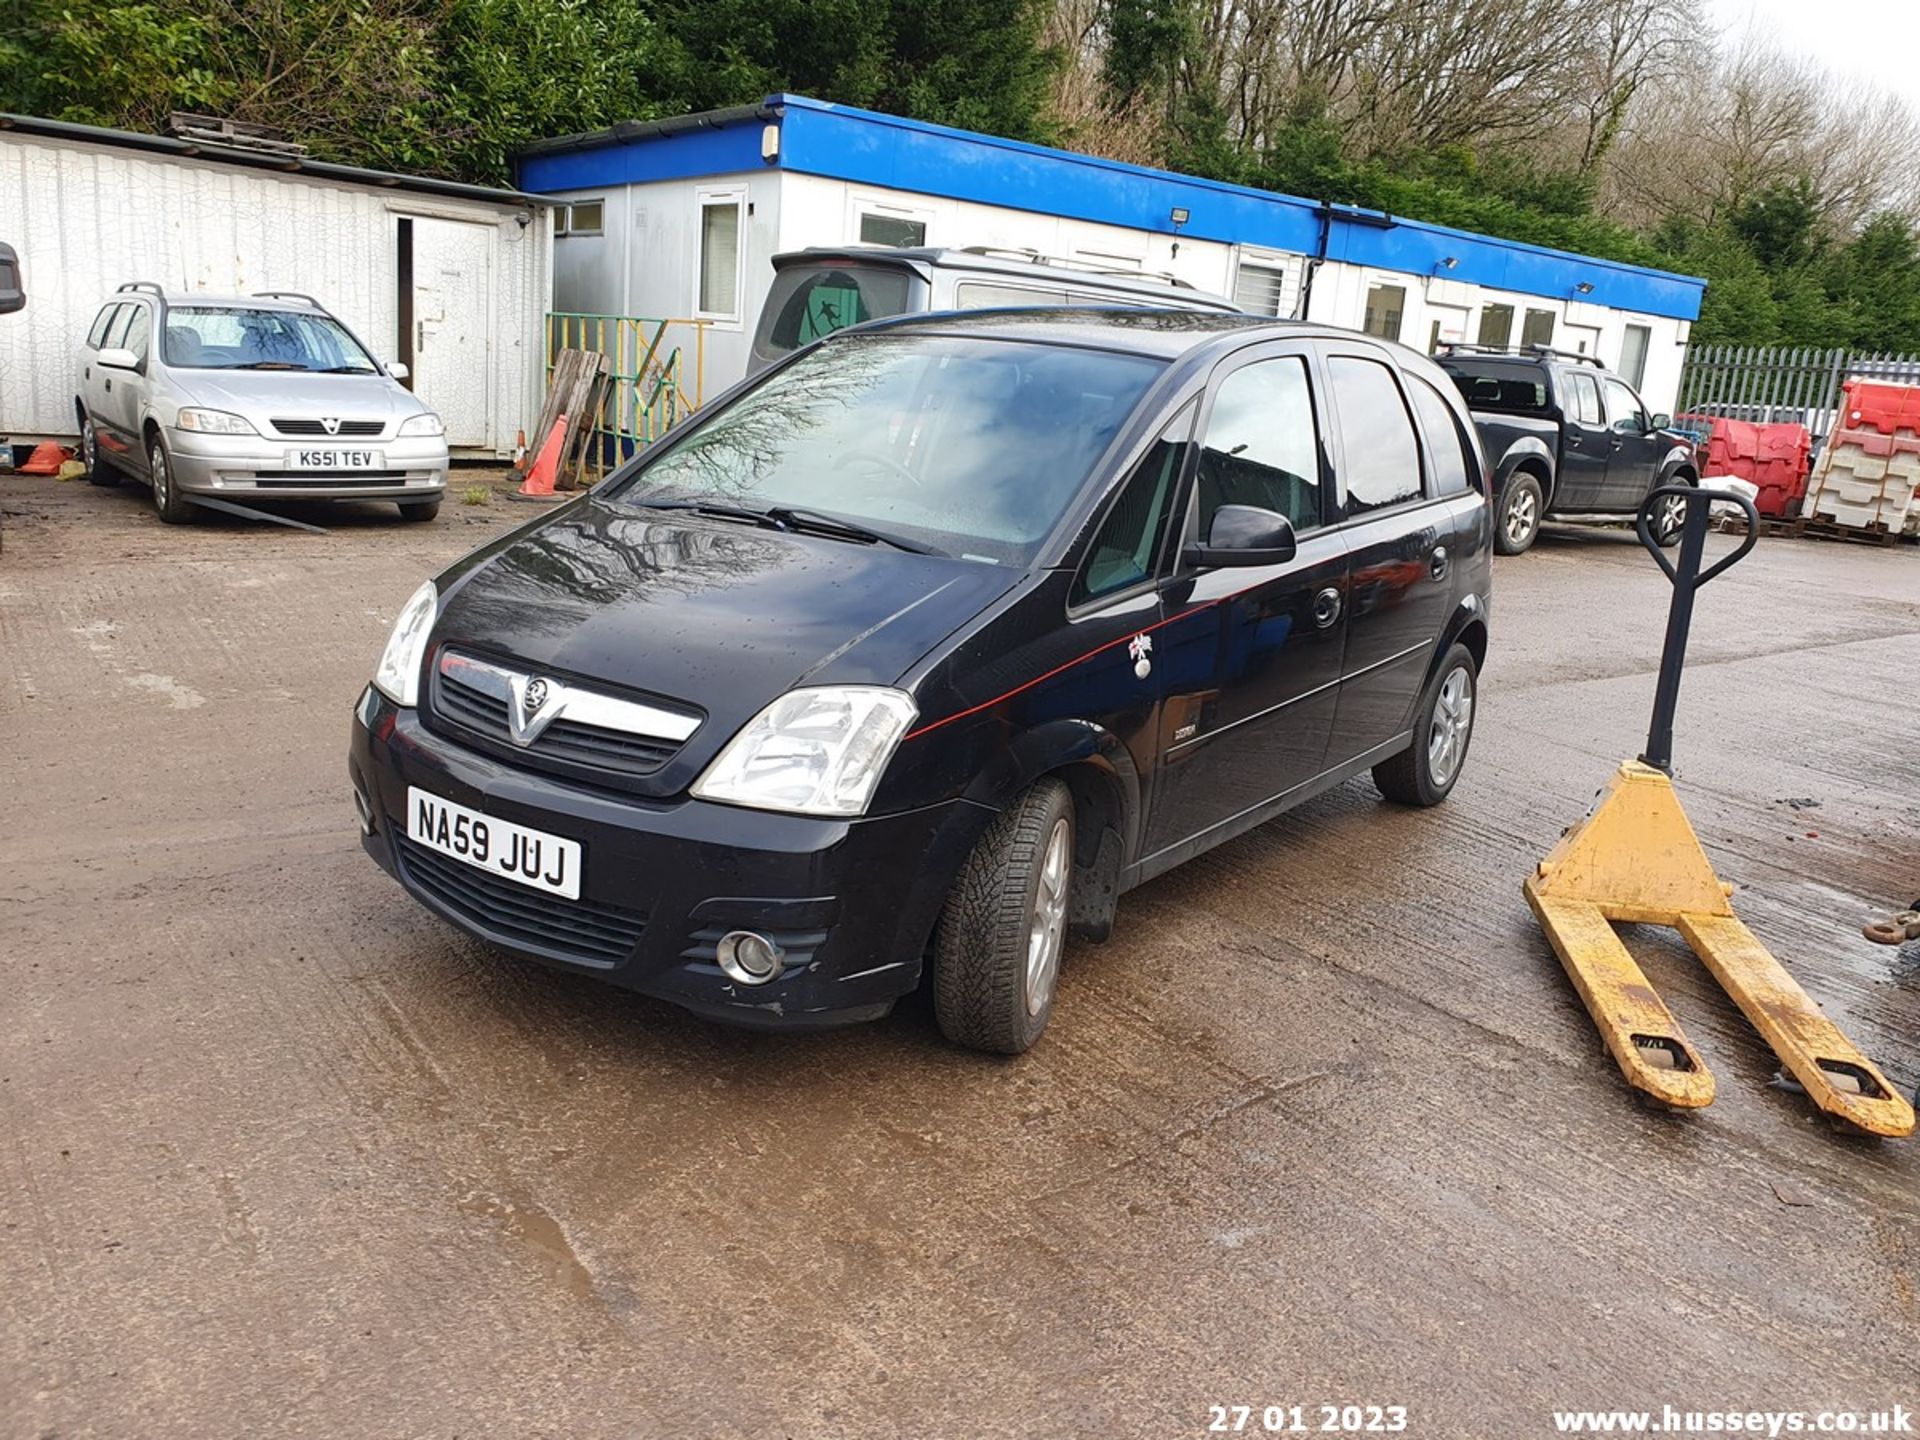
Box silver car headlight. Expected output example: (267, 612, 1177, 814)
(372, 581, 437, 707)
(691, 686, 918, 818)
(397, 413, 446, 438)
(176, 407, 257, 435)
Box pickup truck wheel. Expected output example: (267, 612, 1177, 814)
(932, 778, 1074, 1056)
(1373, 643, 1477, 807)
(1650, 485, 1692, 548)
(1494, 472, 1543, 555)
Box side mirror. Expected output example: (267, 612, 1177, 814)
(386, 361, 409, 380)
(97, 346, 140, 370)
(1648, 413, 1671, 432)
(1185, 504, 1297, 568)
(0, 242, 22, 315)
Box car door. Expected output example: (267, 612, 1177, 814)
(89, 302, 144, 468)
(1141, 344, 1349, 861)
(1556, 368, 1609, 510)
(102, 300, 153, 467)
(1319, 342, 1455, 761)
(79, 301, 123, 441)
(1600, 374, 1663, 509)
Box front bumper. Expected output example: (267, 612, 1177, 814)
(167, 428, 448, 502)
(347, 687, 984, 1029)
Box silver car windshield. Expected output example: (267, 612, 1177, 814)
(161, 307, 379, 373)
(613, 334, 1164, 564)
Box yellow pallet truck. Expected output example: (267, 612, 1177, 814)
(1525, 486, 1914, 1138)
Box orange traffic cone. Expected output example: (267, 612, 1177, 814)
(514, 415, 567, 500)
(17, 441, 74, 475)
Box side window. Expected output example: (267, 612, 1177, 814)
(102, 303, 135, 350)
(122, 304, 151, 363)
(1408, 376, 1475, 497)
(695, 190, 744, 321)
(954, 281, 1068, 309)
(1567, 372, 1602, 426)
(1328, 356, 1422, 515)
(1602, 376, 1646, 433)
(1194, 356, 1321, 538)
(1072, 410, 1192, 605)
(87, 304, 119, 349)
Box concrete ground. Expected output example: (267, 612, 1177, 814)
(2, 472, 1916, 1440)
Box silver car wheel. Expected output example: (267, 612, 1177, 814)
(1657, 492, 1688, 538)
(150, 445, 169, 509)
(1427, 664, 1474, 787)
(1025, 816, 1071, 1017)
(1504, 488, 1538, 546)
(82, 418, 97, 471)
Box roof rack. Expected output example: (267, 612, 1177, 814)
(954, 245, 1195, 290)
(1437, 341, 1604, 368)
(116, 281, 166, 297)
(253, 290, 326, 310)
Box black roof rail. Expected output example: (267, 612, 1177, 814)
(1436, 340, 1605, 368)
(254, 290, 326, 309)
(116, 281, 166, 298)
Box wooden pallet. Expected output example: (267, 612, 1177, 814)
(1796, 515, 1914, 547)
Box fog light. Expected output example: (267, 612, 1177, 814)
(715, 930, 785, 985)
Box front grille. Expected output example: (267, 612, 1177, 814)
(430, 655, 692, 784)
(272, 418, 385, 437)
(260, 471, 409, 484)
(395, 835, 646, 966)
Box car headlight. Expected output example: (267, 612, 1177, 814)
(176, 407, 256, 435)
(372, 581, 437, 707)
(397, 413, 446, 438)
(691, 686, 918, 817)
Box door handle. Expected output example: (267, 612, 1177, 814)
(104, 378, 112, 392)
(1311, 587, 1342, 629)
(1610, 438, 1623, 451)
(1430, 547, 1450, 581)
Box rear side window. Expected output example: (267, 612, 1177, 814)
(1195, 356, 1321, 535)
(1566, 371, 1602, 425)
(1442, 363, 1549, 414)
(954, 281, 1069, 308)
(102, 304, 135, 350)
(1074, 410, 1191, 605)
(1407, 376, 1475, 497)
(1328, 356, 1422, 514)
(756, 266, 914, 359)
(87, 304, 119, 348)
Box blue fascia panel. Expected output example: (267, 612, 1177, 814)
(517, 118, 767, 193)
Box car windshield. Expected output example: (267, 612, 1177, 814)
(161, 306, 379, 372)
(610, 334, 1165, 564)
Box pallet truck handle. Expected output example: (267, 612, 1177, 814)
(1635, 485, 1758, 772)
(1635, 485, 1759, 588)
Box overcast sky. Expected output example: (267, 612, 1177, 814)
(1709, 0, 1920, 110)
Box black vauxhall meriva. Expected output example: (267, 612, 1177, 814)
(349, 311, 1492, 1053)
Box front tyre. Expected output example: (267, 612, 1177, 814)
(147, 433, 194, 525)
(933, 778, 1074, 1055)
(1650, 483, 1692, 548)
(397, 499, 441, 523)
(1494, 471, 1543, 555)
(1373, 642, 1477, 807)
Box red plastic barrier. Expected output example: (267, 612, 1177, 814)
(1680, 416, 1811, 517)
(1839, 379, 1920, 438)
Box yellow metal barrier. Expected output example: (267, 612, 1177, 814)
(543, 313, 712, 481)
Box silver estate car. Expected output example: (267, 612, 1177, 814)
(76, 284, 449, 523)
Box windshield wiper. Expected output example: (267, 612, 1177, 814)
(636, 496, 775, 527)
(764, 506, 936, 555)
(318, 365, 376, 374)
(227, 361, 307, 370)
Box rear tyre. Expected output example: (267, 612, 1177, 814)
(147, 433, 194, 525)
(1373, 642, 1477, 807)
(81, 414, 119, 487)
(1494, 471, 1543, 555)
(932, 778, 1074, 1056)
(1650, 482, 1692, 548)
(397, 500, 441, 523)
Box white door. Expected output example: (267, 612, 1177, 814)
(412, 218, 493, 448)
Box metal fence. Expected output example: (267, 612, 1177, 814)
(542, 313, 712, 477)
(1676, 344, 1920, 440)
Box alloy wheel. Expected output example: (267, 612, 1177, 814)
(1505, 489, 1539, 547)
(1427, 665, 1474, 787)
(151, 445, 170, 511)
(1025, 817, 1071, 1017)
(1657, 492, 1689, 540)
(82, 419, 97, 471)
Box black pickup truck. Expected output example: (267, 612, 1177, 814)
(1436, 345, 1698, 554)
